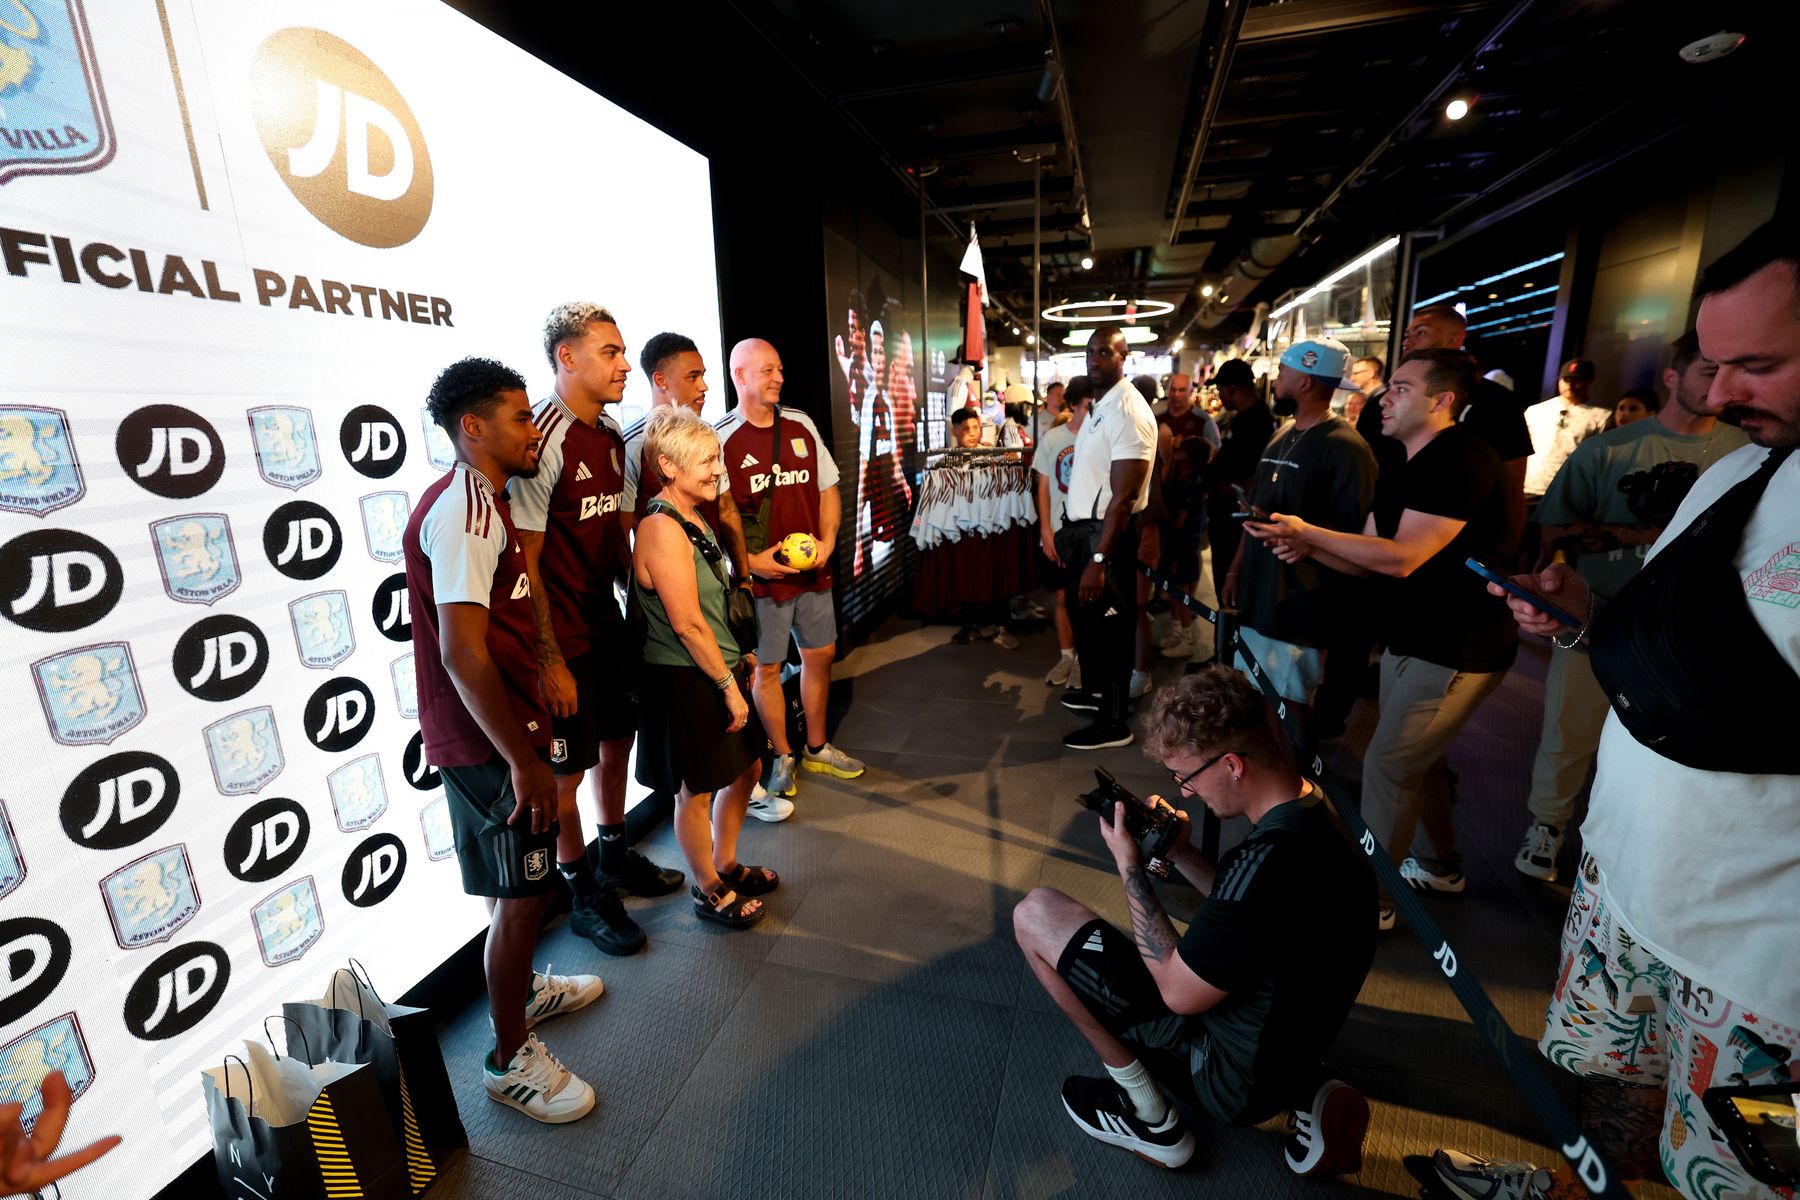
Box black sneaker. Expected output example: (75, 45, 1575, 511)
(1060, 689, 1101, 712)
(599, 847, 685, 897)
(1064, 722, 1134, 751)
(1284, 1079, 1369, 1177)
(1059, 1076, 1194, 1169)
(570, 887, 646, 956)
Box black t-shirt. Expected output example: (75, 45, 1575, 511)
(1208, 401, 1277, 502)
(1240, 415, 1377, 647)
(1177, 795, 1377, 1124)
(1373, 425, 1518, 672)
(1460, 376, 1532, 462)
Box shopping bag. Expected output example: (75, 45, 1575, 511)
(283, 960, 466, 1196)
(201, 1038, 409, 1200)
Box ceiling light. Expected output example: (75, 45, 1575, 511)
(1523, 282, 1534, 288)
(1267, 238, 1400, 320)
(1041, 298, 1175, 323)
(1172, 339, 1185, 352)
(1445, 97, 1470, 121)
(1011, 325, 1021, 335)
(1080, 255, 1094, 270)
(1200, 284, 1215, 298)
(1063, 327, 1156, 347)
(1026, 334, 1036, 345)
(1487, 293, 1498, 300)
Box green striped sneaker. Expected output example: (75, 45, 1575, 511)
(484, 1034, 594, 1124)
(524, 965, 603, 1028)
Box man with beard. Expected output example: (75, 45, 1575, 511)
(1202, 360, 1275, 611)
(1509, 330, 1747, 882)
(1225, 339, 1375, 724)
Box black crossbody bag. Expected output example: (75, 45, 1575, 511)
(642, 498, 759, 656)
(1588, 447, 1799, 774)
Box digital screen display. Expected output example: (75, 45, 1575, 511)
(0, 1, 720, 1194)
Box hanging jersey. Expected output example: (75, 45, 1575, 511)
(404, 464, 549, 769)
(506, 397, 628, 657)
(718, 406, 839, 601)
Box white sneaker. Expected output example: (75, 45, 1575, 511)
(523, 965, 604, 1028)
(1160, 625, 1197, 658)
(1513, 822, 1563, 882)
(1045, 653, 1076, 686)
(747, 783, 794, 823)
(483, 1034, 595, 1124)
(1432, 1148, 1553, 1200)
(802, 742, 865, 779)
(1129, 669, 1152, 699)
(1400, 856, 1466, 895)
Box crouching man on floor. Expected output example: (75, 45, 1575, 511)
(1013, 665, 1378, 1175)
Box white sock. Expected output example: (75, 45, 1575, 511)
(1059, 648, 1075, 660)
(1106, 1059, 1169, 1124)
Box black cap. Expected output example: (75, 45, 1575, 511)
(1212, 359, 1255, 389)
(1560, 357, 1596, 382)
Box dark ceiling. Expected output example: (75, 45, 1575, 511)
(730, 0, 1779, 349)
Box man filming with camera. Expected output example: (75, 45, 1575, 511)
(1013, 666, 1377, 1177)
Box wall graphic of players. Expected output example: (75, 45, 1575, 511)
(835, 290, 914, 579)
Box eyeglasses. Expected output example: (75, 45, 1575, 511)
(1171, 749, 1236, 795)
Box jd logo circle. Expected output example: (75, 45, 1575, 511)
(264, 500, 341, 580)
(60, 751, 181, 850)
(224, 798, 310, 883)
(402, 730, 440, 791)
(0, 916, 73, 1026)
(340, 405, 406, 477)
(173, 614, 270, 702)
(0, 530, 122, 632)
(250, 28, 433, 249)
(305, 677, 374, 752)
(123, 940, 230, 1041)
(116, 405, 224, 499)
(342, 833, 406, 907)
(372, 572, 411, 642)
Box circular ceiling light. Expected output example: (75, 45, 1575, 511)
(1080, 255, 1094, 270)
(1200, 284, 1215, 298)
(1445, 97, 1471, 121)
(1041, 298, 1176, 324)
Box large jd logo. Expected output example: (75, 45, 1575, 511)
(249, 27, 432, 248)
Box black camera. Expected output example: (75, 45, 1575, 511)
(1078, 768, 1184, 877)
(1618, 459, 1698, 527)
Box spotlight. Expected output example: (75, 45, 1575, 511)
(1200, 284, 1214, 298)
(1026, 334, 1036, 346)
(1080, 255, 1094, 270)
(1445, 97, 1471, 121)
(1172, 339, 1185, 352)
(1011, 325, 1021, 335)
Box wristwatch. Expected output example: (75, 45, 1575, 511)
(1091, 552, 1106, 564)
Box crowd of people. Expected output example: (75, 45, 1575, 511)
(1006, 222, 1798, 1200)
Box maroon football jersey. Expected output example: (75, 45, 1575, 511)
(404, 464, 550, 768)
(718, 406, 839, 602)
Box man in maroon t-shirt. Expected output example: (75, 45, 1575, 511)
(512, 303, 684, 959)
(1155, 373, 1220, 658)
(715, 337, 866, 803)
(405, 357, 602, 1125)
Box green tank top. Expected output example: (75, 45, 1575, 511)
(637, 500, 742, 669)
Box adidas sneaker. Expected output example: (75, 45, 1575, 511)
(1059, 1075, 1194, 1168)
(483, 1034, 595, 1124)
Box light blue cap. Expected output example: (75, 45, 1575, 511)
(1278, 337, 1355, 388)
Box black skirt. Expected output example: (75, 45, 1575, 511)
(635, 662, 763, 795)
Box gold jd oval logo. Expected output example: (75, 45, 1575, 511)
(249, 28, 432, 248)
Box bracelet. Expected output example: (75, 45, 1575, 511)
(1549, 623, 1587, 650)
(714, 672, 733, 690)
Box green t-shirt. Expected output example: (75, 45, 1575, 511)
(1533, 419, 1750, 601)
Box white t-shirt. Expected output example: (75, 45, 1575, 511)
(1031, 420, 1078, 535)
(1580, 444, 1800, 1024)
(1066, 379, 1157, 521)
(1523, 397, 1608, 497)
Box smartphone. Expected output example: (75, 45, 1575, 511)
(1464, 558, 1585, 629)
(1229, 483, 1267, 521)
(1702, 1084, 1800, 1188)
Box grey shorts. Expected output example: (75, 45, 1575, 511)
(754, 588, 837, 663)
(439, 755, 559, 899)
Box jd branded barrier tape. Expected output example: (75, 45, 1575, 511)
(1138, 563, 1629, 1200)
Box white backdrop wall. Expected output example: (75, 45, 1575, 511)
(0, 1, 721, 1195)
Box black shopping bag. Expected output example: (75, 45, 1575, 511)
(201, 1039, 409, 1200)
(283, 961, 466, 1195)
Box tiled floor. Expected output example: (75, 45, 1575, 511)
(426, 598, 1678, 1199)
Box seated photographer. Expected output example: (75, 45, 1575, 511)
(1012, 666, 1377, 1176)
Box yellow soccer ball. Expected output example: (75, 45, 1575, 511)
(775, 532, 819, 570)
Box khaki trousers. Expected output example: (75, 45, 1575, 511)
(1523, 646, 1609, 831)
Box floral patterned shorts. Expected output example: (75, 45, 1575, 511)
(1540, 853, 1797, 1200)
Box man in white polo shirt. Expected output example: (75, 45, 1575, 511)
(1055, 327, 1158, 750)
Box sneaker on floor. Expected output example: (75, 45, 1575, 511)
(747, 782, 794, 823)
(1513, 822, 1563, 882)
(1060, 689, 1100, 713)
(483, 1033, 595, 1124)
(600, 847, 685, 897)
(1045, 654, 1077, 686)
(570, 888, 646, 957)
(1011, 597, 1047, 621)
(522, 965, 605, 1027)
(1129, 669, 1152, 699)
(993, 627, 1021, 650)
(802, 742, 865, 779)
(1059, 1075, 1194, 1169)
(1432, 1148, 1554, 1200)
(1400, 856, 1466, 895)
(767, 753, 798, 798)
(951, 623, 980, 644)
(1161, 625, 1198, 658)
(1285, 1079, 1369, 1177)
(1064, 722, 1134, 751)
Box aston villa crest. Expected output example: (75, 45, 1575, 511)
(328, 754, 388, 832)
(100, 844, 200, 949)
(0, 799, 23, 899)
(33, 641, 144, 746)
(204, 706, 284, 795)
(0, 405, 84, 515)
(251, 876, 323, 967)
(420, 796, 454, 861)
(248, 406, 322, 490)
(0, 1, 117, 186)
(151, 514, 240, 605)
(420, 407, 455, 470)
(360, 491, 410, 563)
(0, 1013, 94, 1135)
(390, 653, 417, 719)
(288, 590, 354, 669)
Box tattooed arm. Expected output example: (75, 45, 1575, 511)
(1100, 804, 1230, 1017)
